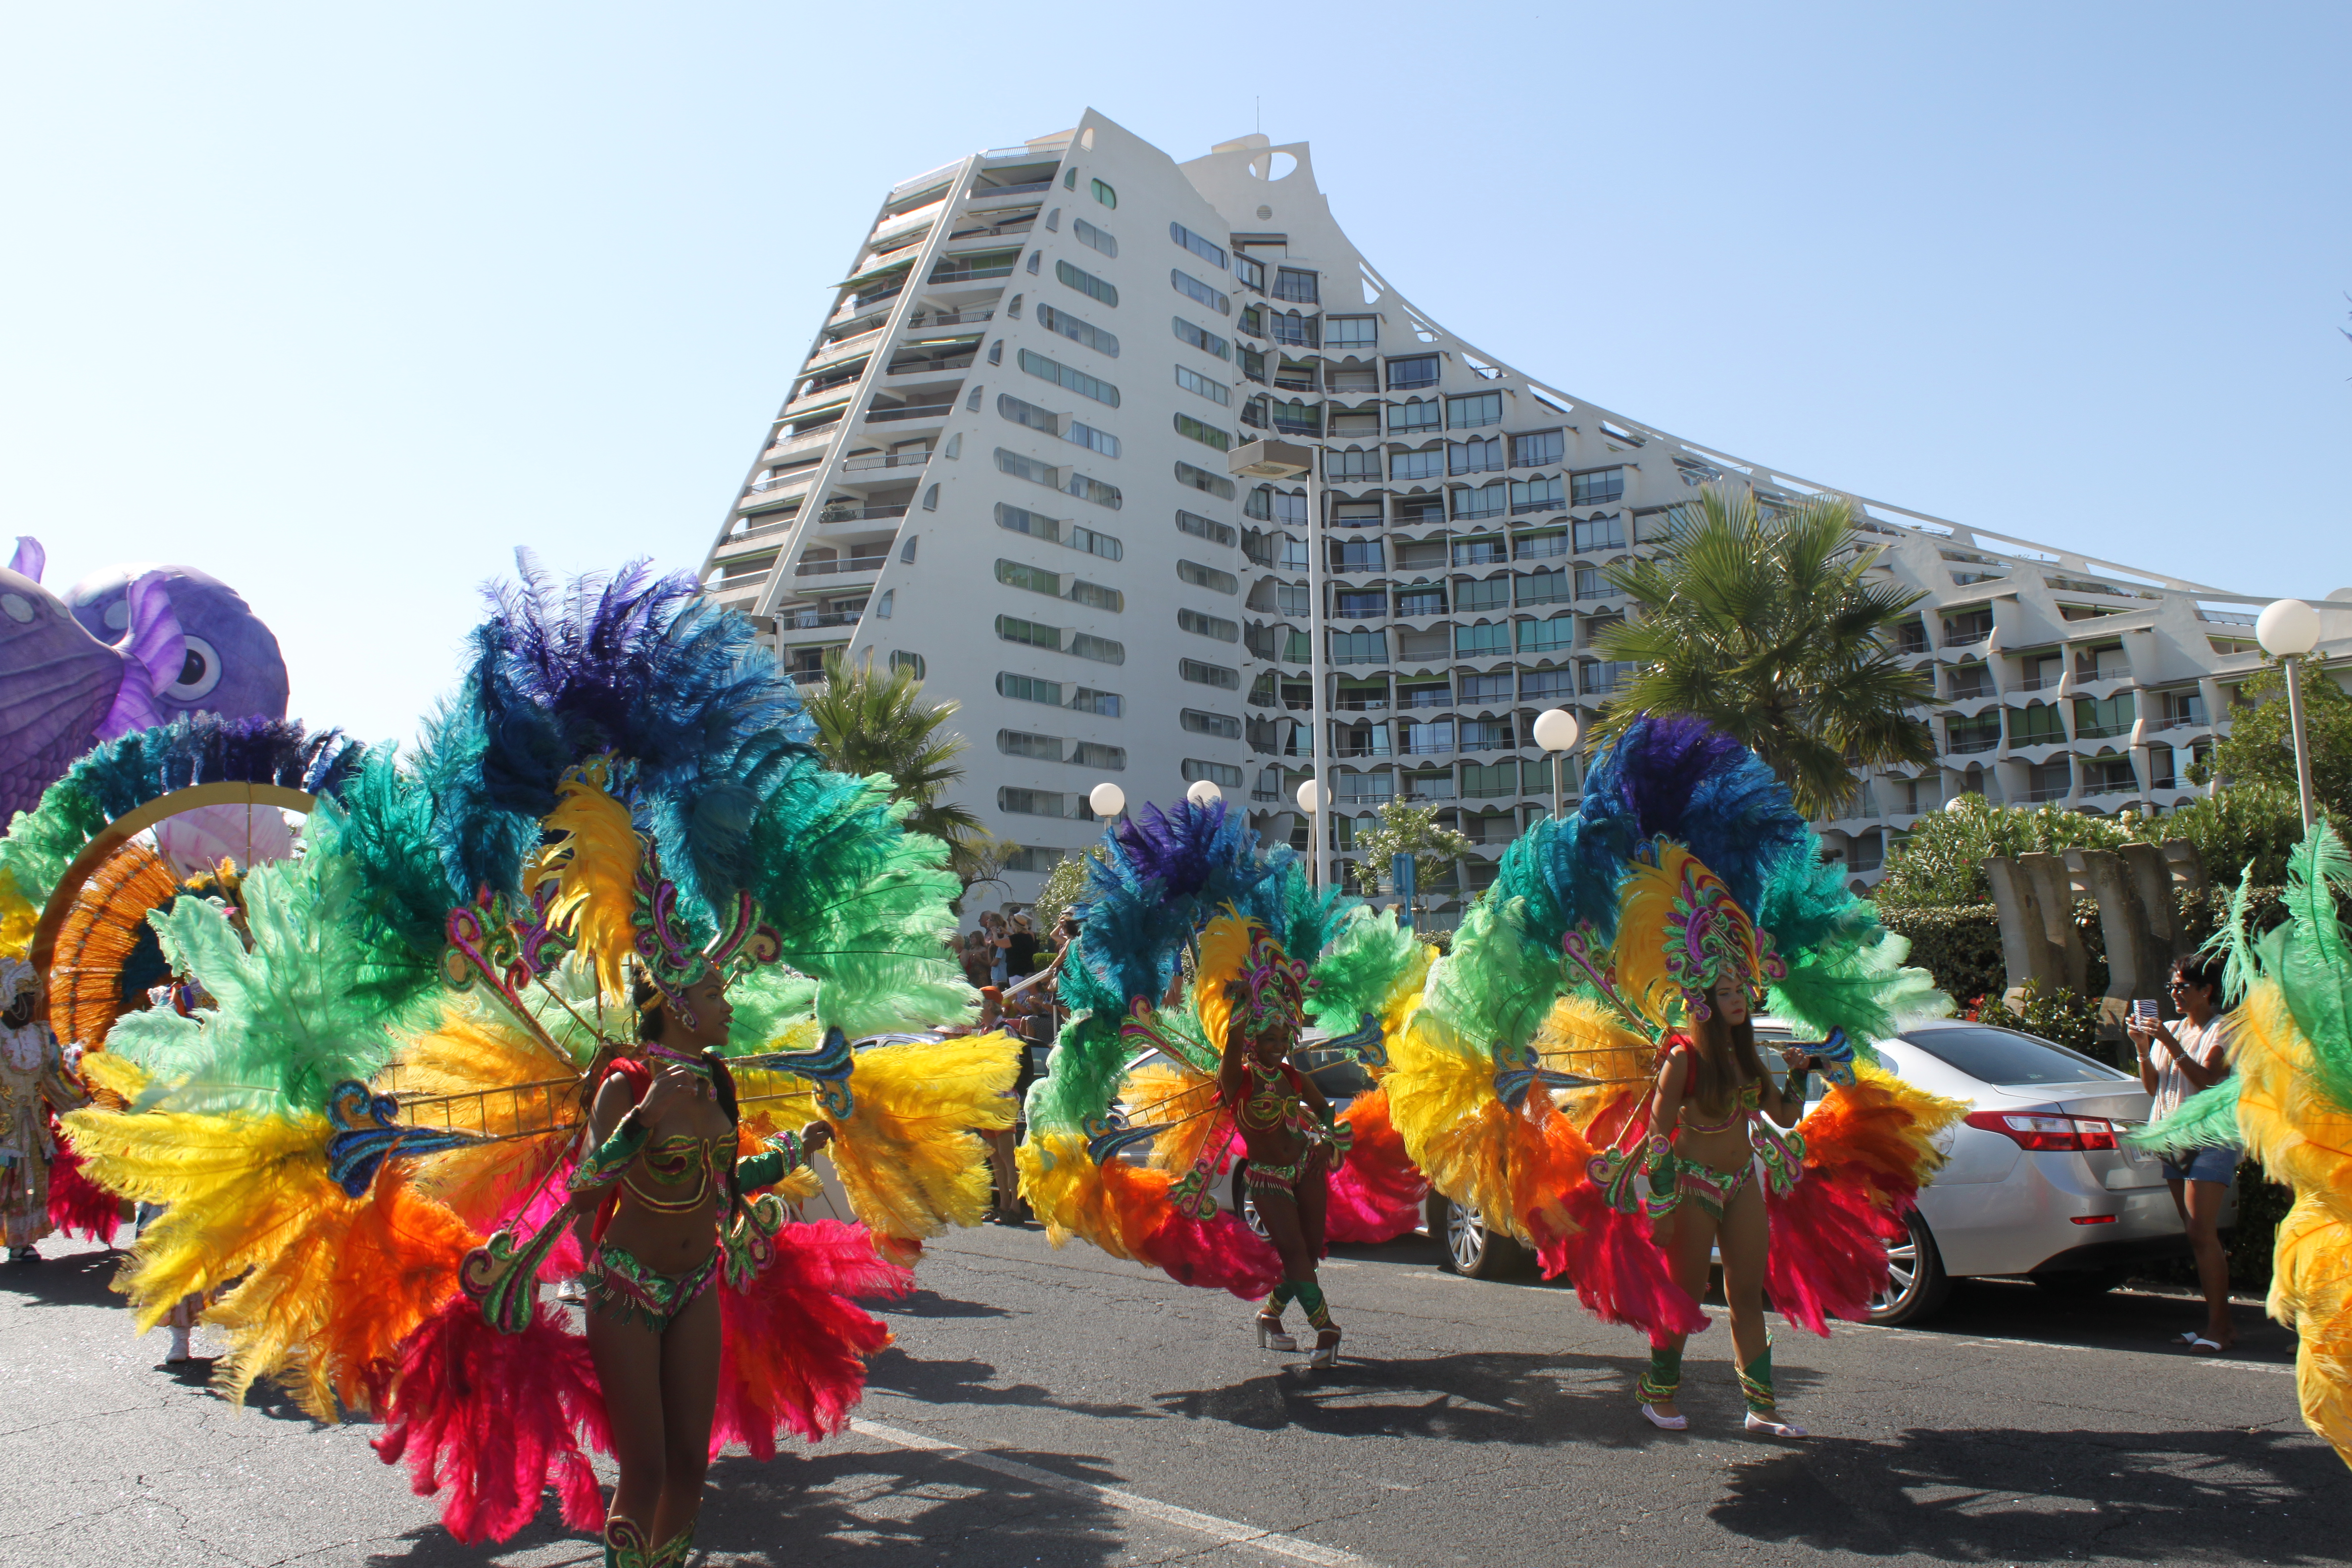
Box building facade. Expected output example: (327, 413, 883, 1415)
(699, 110, 2344, 919)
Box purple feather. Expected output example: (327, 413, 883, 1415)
(1115, 798, 1229, 899)
(1600, 713, 1747, 839)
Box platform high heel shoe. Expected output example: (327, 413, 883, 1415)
(1255, 1290, 1299, 1352)
(1308, 1324, 1342, 1369)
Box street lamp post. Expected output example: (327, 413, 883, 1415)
(1232, 437, 1326, 889)
(1185, 779, 1223, 808)
(1088, 782, 1127, 824)
(1531, 707, 1581, 820)
(2256, 597, 2323, 831)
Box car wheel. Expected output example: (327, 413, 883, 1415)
(1232, 1167, 1270, 1240)
(1433, 1194, 1529, 1280)
(2034, 1266, 2133, 1298)
(1867, 1208, 1951, 1325)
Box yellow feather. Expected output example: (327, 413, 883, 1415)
(1537, 993, 1656, 1128)
(0, 868, 36, 960)
(387, 1000, 584, 1231)
(1122, 1057, 1223, 1175)
(821, 1033, 1019, 1241)
(1194, 907, 1254, 1056)
(529, 765, 643, 999)
(1385, 996, 1520, 1234)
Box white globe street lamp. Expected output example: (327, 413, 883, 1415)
(1532, 707, 1581, 820)
(1185, 779, 1223, 807)
(1295, 779, 1324, 814)
(2257, 598, 2323, 830)
(1088, 782, 1126, 821)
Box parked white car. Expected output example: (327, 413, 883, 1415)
(1430, 1018, 2208, 1324)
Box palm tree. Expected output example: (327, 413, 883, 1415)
(803, 649, 996, 888)
(1594, 486, 1936, 820)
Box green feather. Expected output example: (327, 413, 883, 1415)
(1306, 904, 1420, 1027)
(2126, 1078, 2244, 1156)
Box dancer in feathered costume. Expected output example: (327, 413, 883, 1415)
(0, 956, 92, 1260)
(32, 558, 1012, 1562)
(1388, 715, 1963, 1435)
(1016, 797, 1427, 1364)
(2133, 821, 2352, 1469)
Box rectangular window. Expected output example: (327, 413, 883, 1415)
(995, 447, 1057, 487)
(998, 729, 1065, 761)
(1453, 483, 1507, 521)
(1324, 315, 1376, 350)
(1172, 316, 1232, 360)
(1269, 310, 1317, 347)
(996, 613, 1061, 650)
(1461, 763, 1517, 799)
(1456, 622, 1509, 658)
(1389, 398, 1440, 433)
(1574, 567, 1608, 599)
(1447, 392, 1502, 429)
(1516, 615, 1575, 653)
(1175, 461, 1235, 500)
(1176, 510, 1236, 546)
(1335, 588, 1385, 618)
(1519, 667, 1574, 701)
(1067, 523, 1122, 560)
(1456, 576, 1509, 612)
(997, 787, 1071, 818)
(1570, 467, 1625, 506)
(1461, 719, 1513, 751)
(931, 248, 1020, 283)
(1634, 508, 1676, 543)
(1019, 348, 1120, 406)
(1068, 632, 1124, 664)
(1063, 470, 1122, 509)
(1395, 587, 1445, 617)
(997, 672, 1065, 706)
(1390, 447, 1444, 481)
(1332, 500, 1382, 529)
(1181, 657, 1240, 689)
(1331, 628, 1389, 665)
(1074, 217, 1117, 257)
(1065, 421, 1119, 458)
(1181, 759, 1245, 787)
(1172, 269, 1231, 315)
(1453, 534, 1507, 566)
(1512, 429, 1565, 468)
(1177, 607, 1239, 642)
(996, 502, 1060, 543)
(1276, 584, 1311, 618)
(1387, 354, 1439, 390)
(1054, 259, 1118, 307)
(1091, 178, 1117, 208)
(1450, 436, 1503, 476)
(1066, 578, 1122, 611)
(1232, 252, 1264, 291)
(1002, 846, 1064, 873)
(1070, 686, 1121, 716)
(1333, 539, 1384, 573)
(1273, 267, 1319, 302)
(1571, 513, 1626, 552)
(1173, 412, 1231, 452)
(997, 393, 1058, 434)
(1182, 708, 1240, 738)
(996, 558, 1061, 596)
(1516, 569, 1569, 606)
(1178, 559, 1238, 594)
(1324, 447, 1379, 482)
(1511, 475, 1565, 514)
(1174, 364, 1230, 405)
(1169, 221, 1228, 270)
(1581, 661, 1636, 695)
(1035, 302, 1119, 358)
(1402, 720, 1454, 756)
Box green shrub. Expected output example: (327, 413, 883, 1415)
(1971, 979, 2108, 1060)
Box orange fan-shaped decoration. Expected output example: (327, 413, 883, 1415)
(49, 840, 181, 1050)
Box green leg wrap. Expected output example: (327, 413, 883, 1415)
(1636, 1344, 1682, 1404)
(1738, 1343, 1776, 1415)
(1293, 1280, 1331, 1329)
(604, 1516, 651, 1568)
(651, 1516, 697, 1568)
(1265, 1282, 1296, 1313)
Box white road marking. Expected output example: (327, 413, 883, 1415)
(849, 1417, 1379, 1567)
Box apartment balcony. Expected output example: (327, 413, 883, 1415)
(2011, 784, 2074, 804)
(763, 429, 836, 463)
(840, 450, 930, 475)
(716, 527, 791, 561)
(2073, 721, 2133, 741)
(1946, 735, 2001, 755)
(946, 213, 1037, 243)
(809, 328, 885, 369)
(904, 307, 994, 330)
(866, 399, 957, 423)
(1398, 739, 1455, 757)
(795, 552, 890, 578)
(818, 503, 910, 525)
(2081, 779, 2143, 798)
(967, 180, 1052, 204)
(883, 353, 976, 378)
(777, 608, 863, 635)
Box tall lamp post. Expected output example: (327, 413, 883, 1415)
(1185, 779, 1223, 808)
(1231, 438, 1326, 890)
(2256, 597, 2322, 831)
(1531, 707, 1581, 820)
(1088, 782, 1127, 824)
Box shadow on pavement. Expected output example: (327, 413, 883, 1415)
(868, 1348, 1155, 1420)
(877, 1287, 1014, 1321)
(1712, 1423, 2340, 1564)
(1878, 1276, 2297, 1363)
(360, 1443, 1129, 1568)
(1154, 1347, 1739, 1450)
(0, 1242, 128, 1310)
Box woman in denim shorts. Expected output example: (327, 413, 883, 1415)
(2127, 951, 2239, 1352)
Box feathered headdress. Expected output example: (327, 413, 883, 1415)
(1195, 906, 1314, 1051)
(1611, 840, 1785, 1027)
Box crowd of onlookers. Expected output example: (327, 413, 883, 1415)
(948, 909, 1079, 1225)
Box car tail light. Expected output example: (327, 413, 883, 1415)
(1963, 1110, 2120, 1151)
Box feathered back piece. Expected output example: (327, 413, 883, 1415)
(47, 840, 181, 1049)
(1611, 841, 1785, 1030)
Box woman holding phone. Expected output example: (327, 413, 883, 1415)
(2127, 952, 2239, 1353)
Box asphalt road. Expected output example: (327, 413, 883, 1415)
(0, 1221, 2336, 1568)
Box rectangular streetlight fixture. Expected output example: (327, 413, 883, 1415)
(1230, 438, 1327, 890)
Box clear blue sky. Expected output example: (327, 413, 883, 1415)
(4, 3, 2345, 748)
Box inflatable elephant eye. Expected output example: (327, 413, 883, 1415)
(160, 634, 223, 702)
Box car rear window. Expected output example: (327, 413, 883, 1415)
(1899, 1025, 2131, 1087)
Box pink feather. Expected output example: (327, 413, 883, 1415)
(711, 1220, 911, 1459)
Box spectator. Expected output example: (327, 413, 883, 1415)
(977, 986, 1037, 1225)
(1005, 911, 1042, 981)
(980, 911, 1010, 986)
(959, 929, 995, 989)
(2128, 951, 2240, 1353)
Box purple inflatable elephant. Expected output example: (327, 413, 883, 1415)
(0, 536, 292, 827)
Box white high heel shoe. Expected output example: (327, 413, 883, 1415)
(1255, 1314, 1298, 1352)
(1639, 1403, 1687, 1431)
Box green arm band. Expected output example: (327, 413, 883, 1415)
(732, 1129, 808, 1193)
(568, 1113, 646, 1195)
